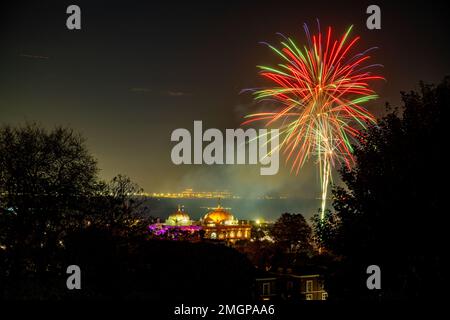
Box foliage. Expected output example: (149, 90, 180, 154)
(313, 77, 448, 300)
(271, 213, 313, 254)
(0, 123, 154, 298)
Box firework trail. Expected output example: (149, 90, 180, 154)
(243, 22, 383, 219)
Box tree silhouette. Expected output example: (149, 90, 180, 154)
(0, 123, 99, 277)
(271, 213, 313, 254)
(314, 77, 448, 300)
(86, 174, 152, 236)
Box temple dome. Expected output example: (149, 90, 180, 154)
(203, 205, 235, 224)
(165, 206, 191, 226)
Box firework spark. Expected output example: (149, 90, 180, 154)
(243, 22, 383, 218)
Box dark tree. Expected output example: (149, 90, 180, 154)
(0, 123, 99, 277)
(235, 239, 277, 271)
(87, 174, 152, 236)
(271, 213, 313, 254)
(311, 209, 339, 252)
(0, 124, 153, 299)
(250, 223, 266, 242)
(315, 78, 448, 300)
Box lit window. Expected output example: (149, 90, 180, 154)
(306, 294, 313, 300)
(322, 292, 328, 300)
(306, 280, 313, 293)
(262, 282, 270, 296)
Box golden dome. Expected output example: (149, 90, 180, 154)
(203, 205, 235, 224)
(166, 206, 191, 225)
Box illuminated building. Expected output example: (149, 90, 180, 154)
(149, 203, 251, 243)
(200, 204, 251, 243)
(148, 206, 200, 240)
(165, 205, 192, 226)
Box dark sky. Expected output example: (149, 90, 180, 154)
(1, 0, 449, 203)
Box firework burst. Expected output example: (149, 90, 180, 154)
(243, 22, 384, 218)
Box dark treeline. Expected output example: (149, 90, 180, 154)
(313, 77, 448, 301)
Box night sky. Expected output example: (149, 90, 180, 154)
(1, 1, 449, 209)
